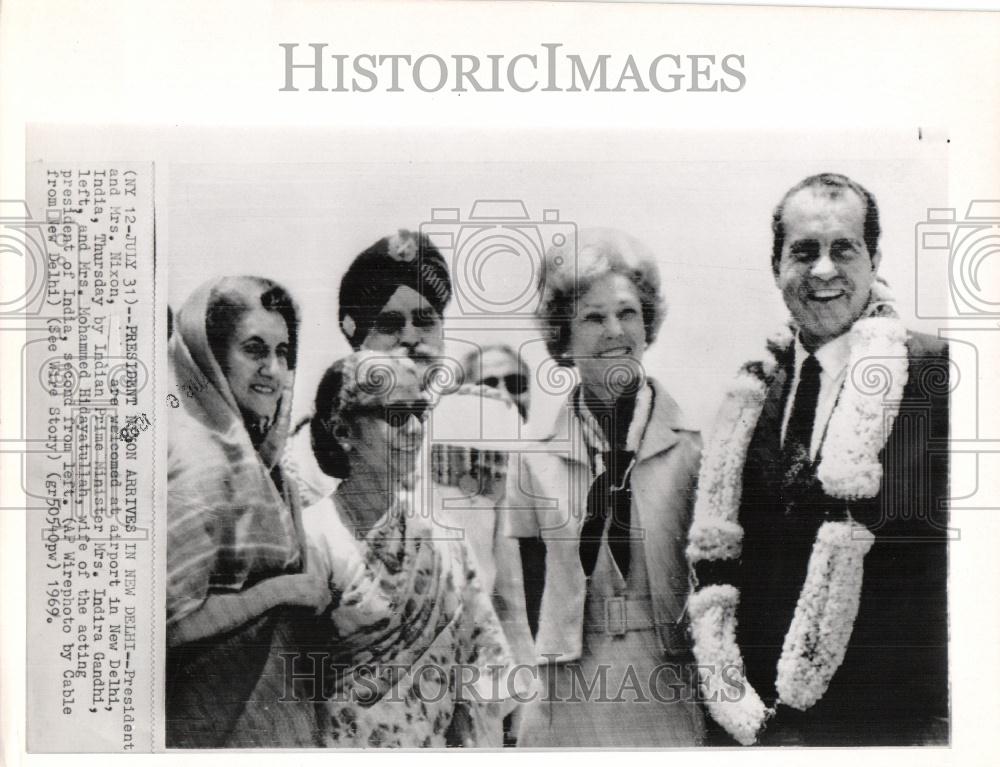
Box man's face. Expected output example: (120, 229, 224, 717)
(361, 285, 444, 363)
(475, 347, 530, 421)
(775, 187, 881, 350)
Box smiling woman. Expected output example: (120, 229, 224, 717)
(166, 276, 329, 747)
(502, 228, 706, 747)
(298, 350, 517, 747)
(205, 280, 297, 444)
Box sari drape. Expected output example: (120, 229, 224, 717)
(300, 492, 514, 747)
(166, 276, 322, 747)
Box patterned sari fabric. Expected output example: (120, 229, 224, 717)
(166, 277, 320, 747)
(301, 493, 513, 748)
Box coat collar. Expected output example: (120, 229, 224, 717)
(539, 378, 687, 465)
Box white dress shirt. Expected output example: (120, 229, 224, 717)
(780, 333, 851, 461)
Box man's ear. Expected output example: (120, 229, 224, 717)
(871, 247, 882, 273)
(770, 248, 782, 281)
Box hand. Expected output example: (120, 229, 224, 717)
(264, 572, 333, 614)
(167, 571, 331, 647)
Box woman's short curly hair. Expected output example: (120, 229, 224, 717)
(310, 350, 425, 479)
(536, 228, 666, 365)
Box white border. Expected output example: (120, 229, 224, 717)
(3, 2, 999, 766)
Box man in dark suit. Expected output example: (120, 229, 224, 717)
(692, 173, 949, 746)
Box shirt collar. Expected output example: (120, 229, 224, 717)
(795, 331, 851, 379)
(574, 381, 654, 455)
(540, 378, 684, 465)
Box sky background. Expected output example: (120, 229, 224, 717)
(164, 129, 948, 431)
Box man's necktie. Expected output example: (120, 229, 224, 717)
(783, 353, 822, 465)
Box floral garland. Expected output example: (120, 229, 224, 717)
(686, 281, 907, 745)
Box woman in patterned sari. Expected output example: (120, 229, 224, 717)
(299, 350, 516, 747)
(166, 276, 329, 747)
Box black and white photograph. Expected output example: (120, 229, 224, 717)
(153, 132, 952, 748)
(3, 1, 1000, 764)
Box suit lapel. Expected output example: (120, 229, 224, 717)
(749, 359, 791, 484)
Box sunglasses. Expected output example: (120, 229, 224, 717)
(357, 400, 431, 427)
(373, 308, 440, 335)
(479, 373, 528, 396)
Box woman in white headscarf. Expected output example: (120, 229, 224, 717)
(166, 276, 329, 747)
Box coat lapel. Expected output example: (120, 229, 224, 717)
(543, 389, 592, 536)
(636, 380, 682, 462)
(633, 381, 692, 651)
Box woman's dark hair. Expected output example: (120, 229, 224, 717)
(205, 277, 299, 373)
(310, 360, 351, 479)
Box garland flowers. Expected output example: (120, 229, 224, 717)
(685, 280, 906, 745)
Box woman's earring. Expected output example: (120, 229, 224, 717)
(335, 424, 352, 454)
(341, 314, 357, 342)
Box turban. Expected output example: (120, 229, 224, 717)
(338, 229, 451, 349)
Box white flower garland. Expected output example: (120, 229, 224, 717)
(686, 283, 908, 744)
(688, 585, 770, 746)
(816, 317, 907, 499)
(775, 521, 875, 710)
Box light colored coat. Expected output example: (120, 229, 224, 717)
(503, 379, 701, 663)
